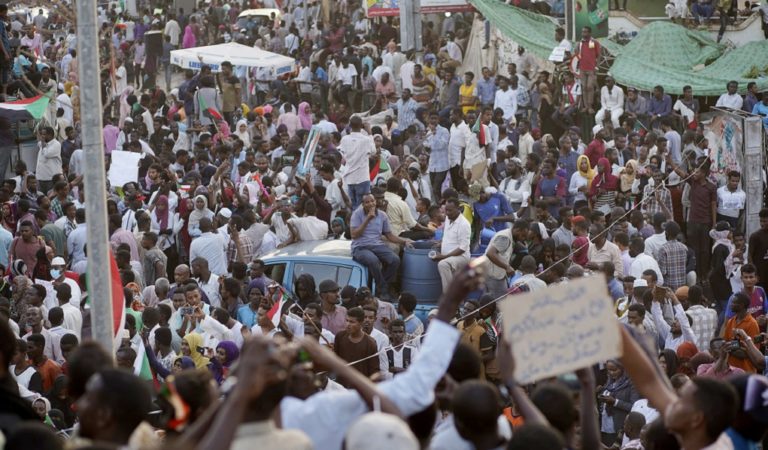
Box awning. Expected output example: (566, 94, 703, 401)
(170, 42, 295, 75)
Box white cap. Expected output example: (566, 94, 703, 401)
(219, 208, 232, 219)
(345, 412, 419, 450)
(51, 257, 66, 266)
(633, 279, 648, 288)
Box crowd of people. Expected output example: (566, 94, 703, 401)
(1, 0, 768, 449)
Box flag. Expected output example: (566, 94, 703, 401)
(471, 117, 488, 146)
(370, 156, 390, 181)
(266, 288, 287, 328)
(110, 250, 126, 351)
(0, 95, 50, 122)
(197, 93, 223, 121)
(298, 126, 321, 176)
(132, 337, 154, 381)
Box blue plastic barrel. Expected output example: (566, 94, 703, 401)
(401, 241, 443, 302)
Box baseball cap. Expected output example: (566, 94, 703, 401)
(51, 257, 66, 266)
(345, 412, 419, 450)
(318, 279, 340, 293)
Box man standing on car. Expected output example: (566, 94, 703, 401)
(350, 189, 413, 301)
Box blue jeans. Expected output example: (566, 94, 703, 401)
(353, 244, 400, 296)
(347, 181, 371, 211)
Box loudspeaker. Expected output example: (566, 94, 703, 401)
(145, 30, 163, 58)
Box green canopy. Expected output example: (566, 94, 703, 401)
(471, 0, 768, 95)
(469, 0, 560, 61)
(608, 22, 768, 95)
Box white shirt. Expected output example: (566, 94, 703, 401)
(370, 328, 391, 377)
(651, 302, 697, 351)
(325, 178, 347, 220)
(200, 315, 233, 351)
(197, 273, 222, 309)
(289, 216, 329, 241)
(399, 61, 415, 92)
(67, 223, 88, 266)
(60, 302, 83, 339)
(114, 65, 128, 96)
(558, 38, 573, 53)
(717, 185, 746, 219)
(164, 20, 181, 46)
(337, 64, 358, 86)
(36, 139, 63, 181)
(296, 65, 313, 94)
(716, 93, 744, 110)
(448, 121, 470, 168)
(600, 85, 625, 110)
(630, 398, 659, 426)
(189, 232, 228, 276)
(445, 41, 462, 61)
(285, 33, 300, 54)
(644, 232, 667, 259)
(384, 344, 419, 373)
(494, 88, 518, 122)
(629, 253, 664, 286)
(339, 132, 376, 185)
(280, 320, 459, 450)
(441, 214, 471, 259)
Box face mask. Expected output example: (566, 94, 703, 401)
(50, 269, 61, 279)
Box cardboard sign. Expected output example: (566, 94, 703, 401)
(108, 151, 142, 188)
(498, 277, 621, 383)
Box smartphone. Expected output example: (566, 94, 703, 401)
(180, 306, 193, 316)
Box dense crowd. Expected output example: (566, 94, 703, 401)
(1, 0, 768, 449)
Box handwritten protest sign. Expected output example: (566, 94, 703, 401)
(498, 277, 621, 384)
(108, 151, 142, 188)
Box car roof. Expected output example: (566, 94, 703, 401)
(262, 240, 353, 259)
(238, 8, 281, 18)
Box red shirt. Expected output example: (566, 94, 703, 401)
(584, 139, 605, 168)
(578, 38, 601, 72)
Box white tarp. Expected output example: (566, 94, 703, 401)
(170, 42, 294, 75)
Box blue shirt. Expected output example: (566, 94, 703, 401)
(557, 150, 579, 186)
(424, 125, 451, 173)
(396, 98, 419, 130)
(752, 101, 768, 129)
(474, 194, 513, 232)
(726, 427, 759, 450)
(237, 304, 258, 328)
(476, 76, 497, 105)
(350, 206, 392, 250)
(314, 67, 328, 84)
(649, 94, 672, 117)
(0, 227, 12, 268)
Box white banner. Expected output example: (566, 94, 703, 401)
(498, 277, 622, 383)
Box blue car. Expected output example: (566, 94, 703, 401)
(261, 240, 441, 324)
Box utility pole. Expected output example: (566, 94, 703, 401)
(75, 0, 114, 352)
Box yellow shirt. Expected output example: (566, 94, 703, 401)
(459, 82, 478, 114)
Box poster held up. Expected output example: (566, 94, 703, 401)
(108, 151, 142, 188)
(498, 277, 621, 384)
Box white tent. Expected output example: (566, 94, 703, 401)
(170, 42, 295, 75)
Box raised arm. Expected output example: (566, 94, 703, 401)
(619, 326, 677, 414)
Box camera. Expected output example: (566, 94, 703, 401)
(727, 339, 741, 352)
